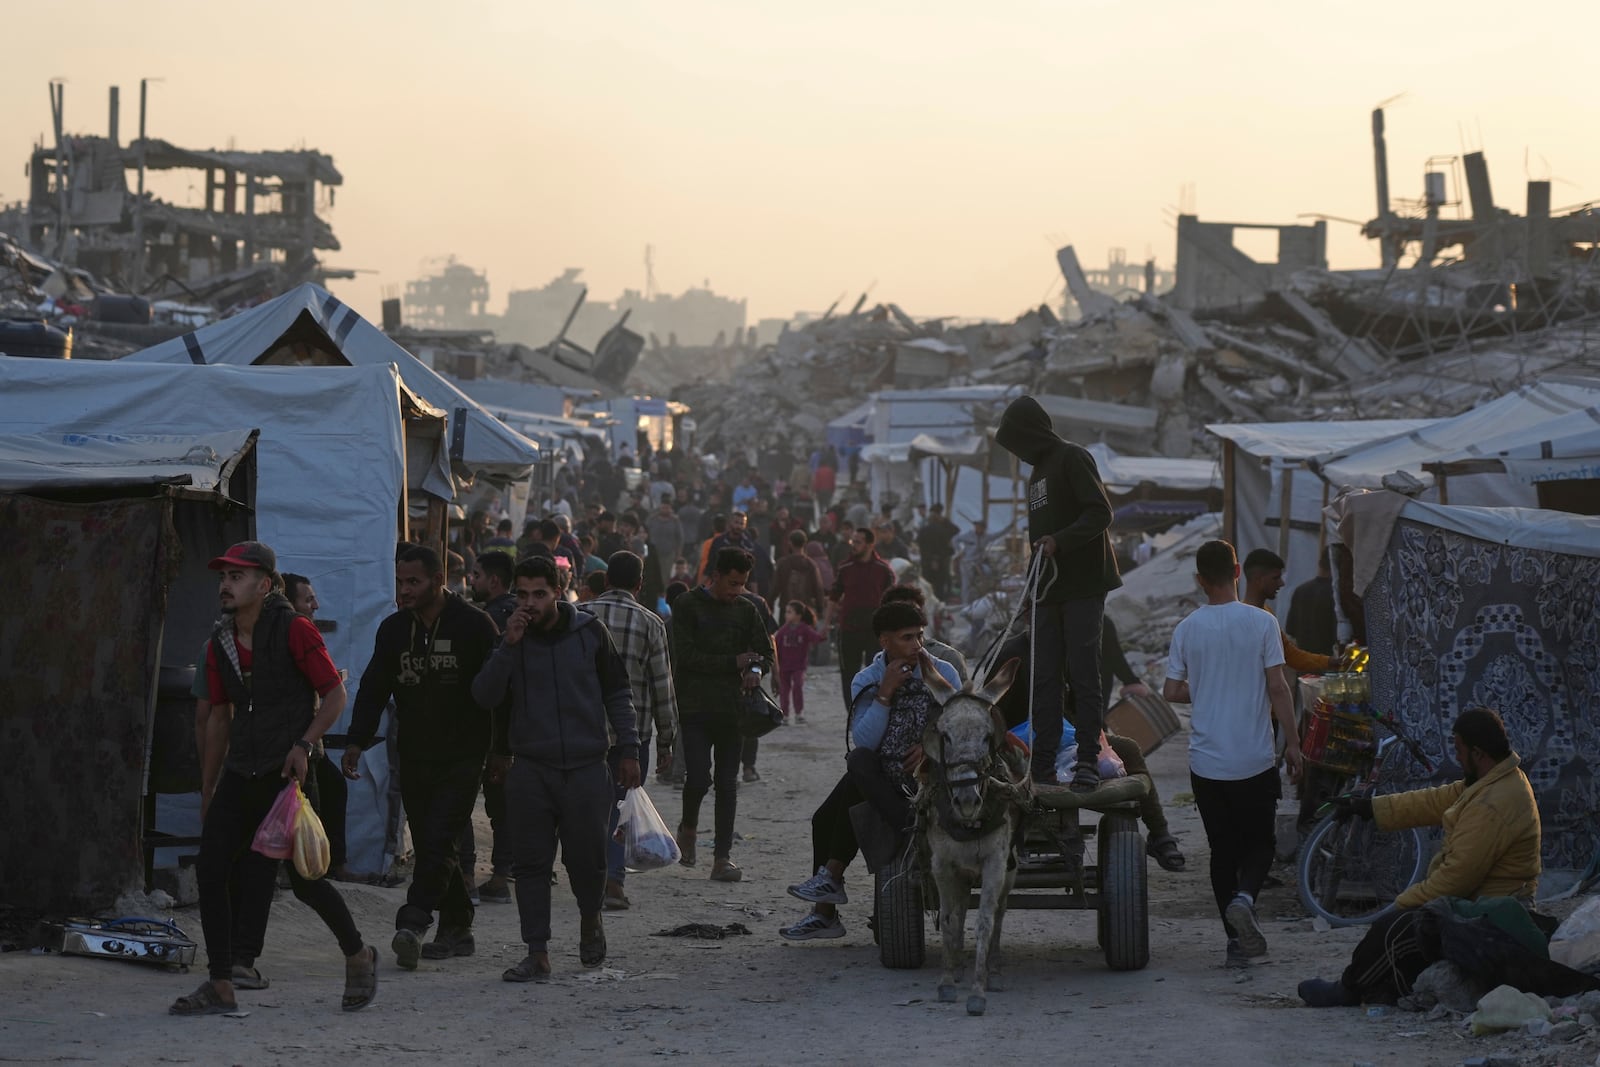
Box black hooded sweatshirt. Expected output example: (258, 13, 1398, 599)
(994, 395, 1122, 603)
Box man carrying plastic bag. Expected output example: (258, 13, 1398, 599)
(473, 556, 641, 984)
(170, 542, 378, 1016)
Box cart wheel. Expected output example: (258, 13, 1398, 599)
(1099, 812, 1149, 971)
(876, 851, 926, 970)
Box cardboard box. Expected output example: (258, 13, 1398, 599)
(1105, 692, 1183, 756)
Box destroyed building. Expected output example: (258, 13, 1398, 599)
(2, 83, 349, 312)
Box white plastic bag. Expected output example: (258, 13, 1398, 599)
(1055, 732, 1127, 783)
(615, 787, 681, 871)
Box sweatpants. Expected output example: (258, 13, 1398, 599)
(455, 773, 509, 882)
(1190, 766, 1280, 936)
(810, 748, 915, 872)
(199, 770, 363, 982)
(1341, 909, 1429, 1002)
(1104, 734, 1169, 837)
(779, 669, 806, 716)
(1030, 594, 1106, 781)
(681, 714, 742, 858)
(506, 758, 612, 953)
(397, 754, 483, 934)
(606, 747, 652, 885)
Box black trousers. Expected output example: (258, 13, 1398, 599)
(310, 754, 348, 871)
(397, 754, 483, 934)
(1342, 909, 1429, 1002)
(455, 773, 509, 880)
(506, 758, 612, 953)
(838, 629, 877, 713)
(199, 770, 363, 982)
(681, 714, 742, 859)
(1190, 766, 1280, 935)
(1030, 594, 1106, 780)
(809, 748, 917, 873)
(923, 553, 951, 600)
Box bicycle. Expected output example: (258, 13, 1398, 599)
(1296, 714, 1436, 928)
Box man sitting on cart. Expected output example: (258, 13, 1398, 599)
(777, 601, 961, 941)
(1298, 706, 1541, 1007)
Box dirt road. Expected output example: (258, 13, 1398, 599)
(0, 669, 1565, 1066)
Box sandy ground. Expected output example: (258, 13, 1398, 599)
(0, 668, 1578, 1067)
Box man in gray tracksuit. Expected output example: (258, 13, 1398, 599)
(472, 556, 641, 983)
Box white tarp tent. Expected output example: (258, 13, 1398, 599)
(1208, 418, 1438, 624)
(1309, 377, 1600, 506)
(0, 359, 425, 875)
(1085, 443, 1221, 494)
(1425, 404, 1600, 488)
(124, 283, 540, 487)
(0, 429, 257, 495)
(865, 386, 1022, 531)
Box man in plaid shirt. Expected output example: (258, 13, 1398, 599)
(581, 551, 679, 911)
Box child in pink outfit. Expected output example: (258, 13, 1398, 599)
(774, 602, 827, 723)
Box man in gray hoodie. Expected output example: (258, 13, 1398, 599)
(472, 556, 642, 983)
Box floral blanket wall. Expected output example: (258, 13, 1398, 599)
(1367, 518, 1600, 871)
(0, 493, 173, 910)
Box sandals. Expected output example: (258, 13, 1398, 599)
(230, 964, 269, 990)
(676, 824, 696, 867)
(1147, 832, 1187, 872)
(503, 953, 552, 983)
(169, 981, 237, 1016)
(579, 917, 607, 967)
(341, 945, 380, 1012)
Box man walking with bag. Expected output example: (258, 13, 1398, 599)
(171, 542, 377, 1016)
(473, 556, 642, 982)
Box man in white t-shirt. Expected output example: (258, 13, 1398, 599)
(1163, 539, 1303, 967)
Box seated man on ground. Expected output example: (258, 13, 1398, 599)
(983, 629, 1186, 872)
(1299, 707, 1541, 1007)
(778, 602, 961, 941)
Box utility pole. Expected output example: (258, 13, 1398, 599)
(131, 77, 153, 292)
(49, 80, 69, 261)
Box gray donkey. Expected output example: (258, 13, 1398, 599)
(916, 658, 1032, 1016)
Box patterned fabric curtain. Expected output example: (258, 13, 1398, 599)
(0, 492, 174, 909)
(1367, 518, 1600, 870)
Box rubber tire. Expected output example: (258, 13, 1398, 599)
(1099, 812, 1149, 971)
(1297, 814, 1425, 928)
(876, 852, 926, 970)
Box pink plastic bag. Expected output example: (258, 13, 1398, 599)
(251, 781, 303, 860)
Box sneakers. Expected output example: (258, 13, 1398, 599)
(478, 873, 512, 904)
(1298, 977, 1361, 1007)
(1224, 937, 1250, 969)
(787, 866, 847, 905)
(743, 765, 761, 783)
(468, 887, 481, 907)
(421, 927, 475, 960)
(1068, 762, 1100, 793)
(391, 929, 422, 971)
(710, 857, 743, 883)
(794, 714, 807, 725)
(1225, 895, 1268, 958)
(779, 911, 846, 941)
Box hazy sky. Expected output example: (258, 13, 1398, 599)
(5, 1, 1595, 324)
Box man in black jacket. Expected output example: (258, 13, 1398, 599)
(472, 556, 641, 983)
(344, 545, 500, 971)
(995, 394, 1123, 790)
(171, 542, 377, 1016)
(916, 503, 959, 600)
(671, 548, 776, 883)
(462, 549, 518, 903)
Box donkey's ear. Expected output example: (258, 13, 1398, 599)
(921, 654, 957, 699)
(975, 657, 1021, 707)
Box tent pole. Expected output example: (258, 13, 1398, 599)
(1221, 439, 1236, 545)
(1278, 463, 1294, 561)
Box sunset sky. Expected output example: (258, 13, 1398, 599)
(5, 0, 1594, 324)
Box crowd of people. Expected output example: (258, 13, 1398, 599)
(171, 404, 1546, 1019)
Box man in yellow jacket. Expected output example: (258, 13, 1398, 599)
(1298, 706, 1541, 1007)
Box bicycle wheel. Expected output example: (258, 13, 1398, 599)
(1297, 814, 1425, 927)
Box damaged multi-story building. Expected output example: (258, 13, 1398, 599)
(7, 82, 349, 308)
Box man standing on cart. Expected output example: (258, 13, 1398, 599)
(995, 395, 1123, 791)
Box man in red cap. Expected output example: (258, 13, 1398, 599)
(170, 541, 379, 1016)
